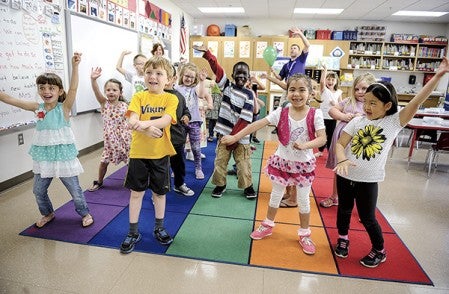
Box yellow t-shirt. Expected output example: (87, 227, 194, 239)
(126, 91, 178, 159)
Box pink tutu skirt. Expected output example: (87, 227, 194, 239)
(264, 154, 316, 187)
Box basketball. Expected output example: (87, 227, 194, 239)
(207, 24, 220, 36)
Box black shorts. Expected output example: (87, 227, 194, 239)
(124, 157, 171, 195)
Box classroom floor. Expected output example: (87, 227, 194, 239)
(1, 127, 448, 294)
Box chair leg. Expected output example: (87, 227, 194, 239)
(427, 150, 435, 178)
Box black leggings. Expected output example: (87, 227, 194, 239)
(319, 119, 336, 152)
(336, 175, 384, 251)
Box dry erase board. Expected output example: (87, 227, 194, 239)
(0, 3, 66, 130)
(68, 13, 139, 113)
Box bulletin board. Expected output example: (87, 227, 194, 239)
(0, 1, 67, 130)
(67, 12, 139, 113)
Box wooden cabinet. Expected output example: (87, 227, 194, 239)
(346, 41, 447, 73)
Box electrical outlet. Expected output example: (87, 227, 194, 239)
(18, 133, 24, 145)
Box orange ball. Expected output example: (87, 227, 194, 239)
(207, 25, 220, 36)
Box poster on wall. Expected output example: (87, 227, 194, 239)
(207, 41, 218, 57)
(224, 41, 235, 58)
(239, 41, 250, 58)
(273, 41, 285, 57)
(256, 41, 267, 58)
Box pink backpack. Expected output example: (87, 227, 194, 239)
(278, 107, 316, 146)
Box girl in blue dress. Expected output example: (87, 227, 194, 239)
(0, 53, 93, 228)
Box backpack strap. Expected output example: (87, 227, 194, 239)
(306, 107, 316, 141)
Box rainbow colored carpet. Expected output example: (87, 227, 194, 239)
(20, 141, 432, 285)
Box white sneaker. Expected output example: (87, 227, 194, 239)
(174, 184, 194, 196)
(186, 151, 194, 161)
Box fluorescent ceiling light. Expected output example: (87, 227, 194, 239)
(392, 11, 448, 17)
(199, 7, 245, 14)
(294, 8, 343, 15)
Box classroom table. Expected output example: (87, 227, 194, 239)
(406, 118, 449, 163)
(414, 109, 449, 119)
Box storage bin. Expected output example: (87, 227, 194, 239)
(225, 24, 236, 36)
(316, 30, 331, 40)
(343, 30, 357, 40)
(331, 31, 343, 40)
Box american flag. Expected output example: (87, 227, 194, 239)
(180, 14, 186, 54)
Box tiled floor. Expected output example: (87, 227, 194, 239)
(1, 127, 448, 293)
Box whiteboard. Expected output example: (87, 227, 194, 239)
(0, 3, 67, 130)
(68, 13, 139, 113)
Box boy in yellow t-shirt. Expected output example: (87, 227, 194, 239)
(120, 56, 179, 254)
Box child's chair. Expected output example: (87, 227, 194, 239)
(424, 132, 449, 178)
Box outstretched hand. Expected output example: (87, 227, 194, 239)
(91, 67, 102, 80)
(193, 44, 207, 52)
(72, 52, 82, 66)
(436, 56, 449, 75)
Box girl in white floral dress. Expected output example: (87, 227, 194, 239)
(89, 67, 132, 191)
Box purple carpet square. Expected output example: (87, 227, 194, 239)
(20, 202, 125, 244)
(84, 178, 130, 207)
(107, 166, 127, 180)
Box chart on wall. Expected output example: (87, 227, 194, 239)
(0, 1, 66, 131)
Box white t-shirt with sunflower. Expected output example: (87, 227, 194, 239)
(338, 112, 402, 182)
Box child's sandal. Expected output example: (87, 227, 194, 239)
(82, 214, 94, 228)
(35, 213, 55, 228)
(88, 181, 103, 192)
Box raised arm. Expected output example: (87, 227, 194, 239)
(116, 50, 131, 76)
(399, 56, 449, 126)
(193, 44, 225, 83)
(90, 67, 107, 106)
(320, 64, 327, 93)
(290, 27, 310, 53)
(63, 52, 81, 116)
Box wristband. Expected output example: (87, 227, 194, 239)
(337, 159, 348, 165)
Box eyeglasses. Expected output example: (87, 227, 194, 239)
(183, 75, 196, 80)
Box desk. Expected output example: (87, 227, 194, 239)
(406, 118, 449, 161)
(415, 109, 449, 119)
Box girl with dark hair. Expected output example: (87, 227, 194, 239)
(333, 57, 449, 268)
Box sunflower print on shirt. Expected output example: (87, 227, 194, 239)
(351, 125, 386, 160)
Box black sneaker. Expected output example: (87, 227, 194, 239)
(244, 185, 257, 199)
(334, 238, 349, 258)
(360, 248, 387, 268)
(252, 137, 260, 144)
(120, 233, 141, 254)
(212, 185, 226, 198)
(153, 227, 173, 245)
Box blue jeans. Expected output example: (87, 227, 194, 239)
(33, 174, 90, 217)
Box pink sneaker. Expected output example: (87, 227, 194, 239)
(250, 221, 273, 240)
(299, 235, 316, 255)
(319, 196, 338, 208)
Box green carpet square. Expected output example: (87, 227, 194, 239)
(167, 214, 254, 264)
(190, 187, 257, 220)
